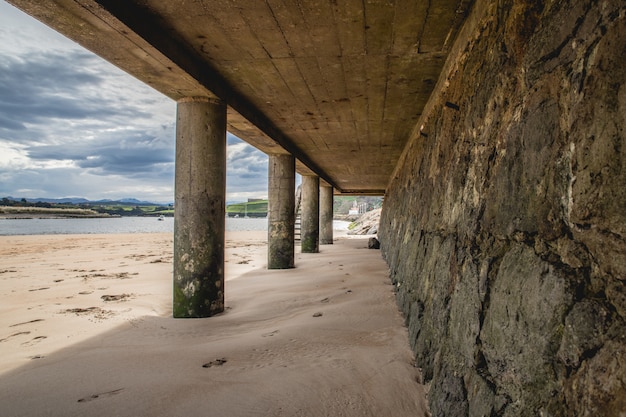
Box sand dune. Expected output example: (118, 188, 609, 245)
(0, 232, 428, 416)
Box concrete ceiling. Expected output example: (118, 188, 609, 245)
(8, 0, 473, 194)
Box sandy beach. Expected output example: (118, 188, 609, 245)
(0, 231, 428, 416)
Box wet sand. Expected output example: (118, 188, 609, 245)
(0, 232, 428, 416)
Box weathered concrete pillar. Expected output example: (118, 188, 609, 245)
(268, 154, 295, 269)
(301, 175, 320, 253)
(319, 185, 334, 244)
(173, 97, 226, 318)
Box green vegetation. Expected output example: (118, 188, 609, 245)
(0, 206, 101, 217)
(91, 205, 173, 217)
(1, 197, 174, 217)
(226, 200, 268, 218)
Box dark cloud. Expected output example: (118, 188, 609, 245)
(30, 143, 170, 172)
(226, 135, 268, 198)
(0, 114, 25, 131)
(22, 128, 175, 179)
(0, 51, 151, 135)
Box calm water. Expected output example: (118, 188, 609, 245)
(0, 216, 269, 236)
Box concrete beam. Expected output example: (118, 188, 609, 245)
(301, 176, 320, 253)
(268, 154, 296, 269)
(92, 0, 340, 192)
(173, 97, 226, 318)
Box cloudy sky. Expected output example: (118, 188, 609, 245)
(0, 1, 270, 203)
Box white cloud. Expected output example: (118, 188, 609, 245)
(0, 141, 29, 169)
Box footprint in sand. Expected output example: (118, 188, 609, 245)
(63, 307, 115, 321)
(262, 330, 279, 337)
(202, 358, 227, 368)
(21, 336, 47, 347)
(77, 388, 124, 403)
(9, 319, 44, 328)
(101, 294, 133, 302)
(64, 307, 99, 314)
(0, 331, 31, 343)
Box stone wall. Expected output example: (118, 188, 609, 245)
(379, 1, 625, 415)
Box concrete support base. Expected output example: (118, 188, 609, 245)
(268, 154, 295, 269)
(173, 97, 226, 318)
(320, 185, 334, 244)
(301, 175, 320, 253)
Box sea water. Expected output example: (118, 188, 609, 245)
(0, 217, 352, 236)
(0, 216, 268, 235)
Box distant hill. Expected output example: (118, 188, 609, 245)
(2, 196, 170, 206)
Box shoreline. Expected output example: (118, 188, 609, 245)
(0, 214, 115, 219)
(0, 217, 353, 235)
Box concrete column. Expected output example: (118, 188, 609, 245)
(320, 185, 334, 244)
(268, 154, 295, 269)
(173, 97, 226, 318)
(301, 175, 320, 253)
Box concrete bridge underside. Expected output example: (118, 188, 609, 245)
(8, 0, 470, 195)
(8, 0, 472, 316)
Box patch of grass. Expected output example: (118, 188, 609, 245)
(226, 200, 268, 217)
